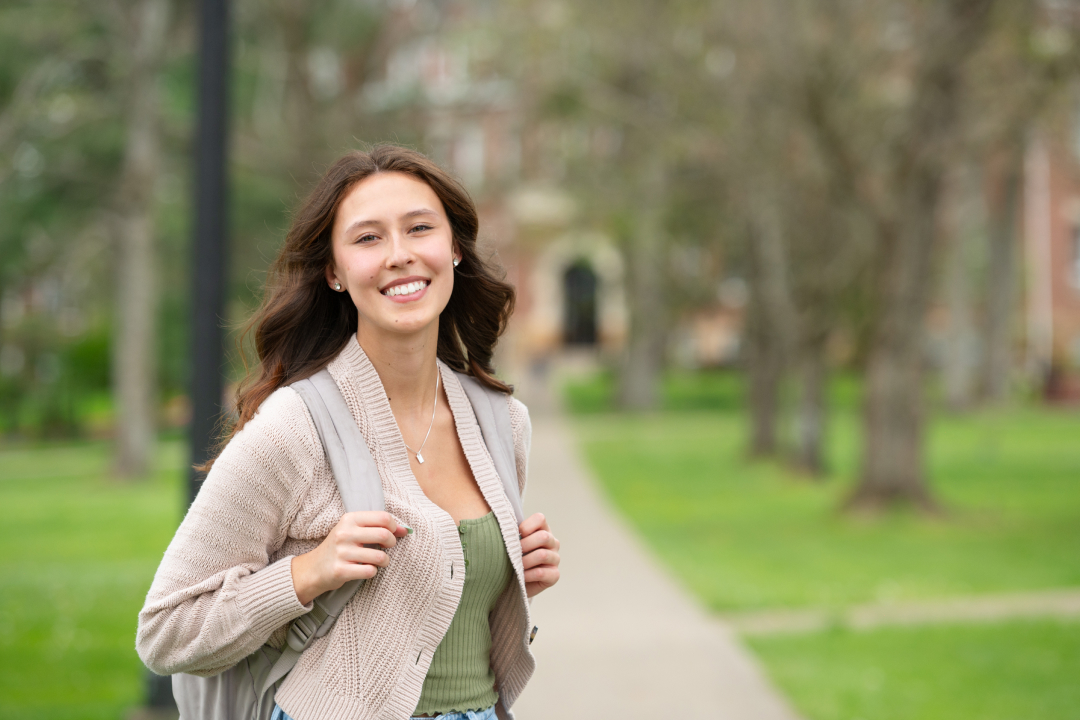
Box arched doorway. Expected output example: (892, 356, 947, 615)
(563, 261, 598, 345)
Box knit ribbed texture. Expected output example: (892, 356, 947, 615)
(413, 512, 513, 716)
(136, 336, 535, 720)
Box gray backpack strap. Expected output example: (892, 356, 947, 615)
(455, 372, 524, 525)
(258, 368, 385, 695)
(292, 369, 385, 514)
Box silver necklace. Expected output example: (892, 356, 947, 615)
(402, 370, 439, 465)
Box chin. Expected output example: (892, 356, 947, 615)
(369, 311, 440, 337)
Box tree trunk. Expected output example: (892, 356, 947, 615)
(277, 0, 321, 183)
(846, 0, 994, 511)
(113, 0, 169, 478)
(745, 276, 784, 457)
(981, 143, 1021, 403)
(793, 331, 828, 476)
(848, 185, 939, 511)
(617, 161, 667, 411)
(744, 191, 796, 457)
(942, 164, 983, 412)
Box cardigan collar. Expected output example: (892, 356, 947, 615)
(328, 335, 526, 583)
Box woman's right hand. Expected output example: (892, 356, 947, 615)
(291, 511, 409, 605)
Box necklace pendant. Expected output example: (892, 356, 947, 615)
(416, 451, 425, 464)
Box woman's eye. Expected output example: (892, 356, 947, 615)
(410, 224, 433, 233)
(356, 233, 378, 244)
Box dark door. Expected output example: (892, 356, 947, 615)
(563, 262, 598, 345)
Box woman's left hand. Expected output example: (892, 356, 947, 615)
(519, 513, 560, 598)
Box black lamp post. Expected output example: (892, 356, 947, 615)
(187, 0, 231, 506)
(145, 0, 230, 711)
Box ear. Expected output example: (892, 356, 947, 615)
(324, 264, 339, 290)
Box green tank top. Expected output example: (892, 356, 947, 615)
(413, 512, 514, 716)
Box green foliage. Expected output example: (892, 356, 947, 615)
(749, 620, 1080, 720)
(0, 439, 184, 719)
(0, 1, 130, 439)
(541, 83, 586, 118)
(0, 317, 113, 438)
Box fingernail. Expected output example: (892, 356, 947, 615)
(405, 526, 413, 534)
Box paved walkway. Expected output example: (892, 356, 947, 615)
(726, 587, 1080, 636)
(511, 414, 803, 720)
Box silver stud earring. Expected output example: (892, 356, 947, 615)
(453, 258, 460, 268)
(333, 281, 342, 291)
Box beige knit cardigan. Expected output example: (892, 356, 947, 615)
(136, 338, 536, 720)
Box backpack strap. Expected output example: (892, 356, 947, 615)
(258, 368, 386, 696)
(454, 372, 524, 525)
(293, 369, 386, 515)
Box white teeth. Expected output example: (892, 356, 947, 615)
(384, 281, 426, 297)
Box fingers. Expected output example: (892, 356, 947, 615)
(337, 511, 411, 548)
(340, 525, 400, 549)
(518, 512, 548, 538)
(524, 565, 560, 587)
(343, 510, 409, 535)
(519, 513, 561, 592)
(338, 545, 391, 568)
(328, 535, 397, 587)
(521, 547, 559, 570)
(519, 513, 560, 598)
(332, 561, 380, 583)
(519, 529, 559, 554)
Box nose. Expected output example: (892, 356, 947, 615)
(384, 229, 414, 268)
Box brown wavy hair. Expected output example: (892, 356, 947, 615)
(205, 145, 515, 466)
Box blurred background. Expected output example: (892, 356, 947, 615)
(2, 0, 1080, 718)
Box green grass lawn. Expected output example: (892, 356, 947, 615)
(0, 440, 184, 720)
(566, 370, 1080, 720)
(567, 371, 1080, 610)
(748, 619, 1080, 720)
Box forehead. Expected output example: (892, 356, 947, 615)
(333, 171, 445, 233)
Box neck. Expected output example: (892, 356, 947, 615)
(356, 321, 440, 414)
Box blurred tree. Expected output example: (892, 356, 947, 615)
(226, 0, 389, 333)
(941, 160, 984, 413)
(936, 1, 1077, 412)
(717, 0, 801, 461)
(719, 0, 873, 474)
(713, 0, 1080, 495)
(0, 1, 124, 438)
(502, 0, 726, 411)
(743, 185, 796, 459)
(111, 0, 171, 477)
(959, 1, 1078, 403)
(798, 0, 1000, 509)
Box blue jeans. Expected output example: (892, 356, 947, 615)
(271, 703, 497, 720)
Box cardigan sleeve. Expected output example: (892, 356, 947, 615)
(136, 387, 323, 676)
(507, 396, 531, 502)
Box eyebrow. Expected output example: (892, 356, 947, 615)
(342, 208, 439, 236)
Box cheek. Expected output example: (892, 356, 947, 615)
(426, 240, 455, 270)
(340, 256, 380, 285)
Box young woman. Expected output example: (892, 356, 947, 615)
(137, 146, 560, 720)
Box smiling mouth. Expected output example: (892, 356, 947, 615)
(381, 280, 430, 297)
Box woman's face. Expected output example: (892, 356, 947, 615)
(327, 171, 459, 340)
